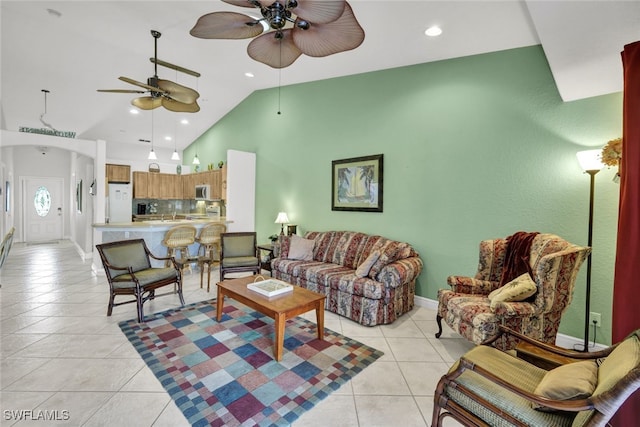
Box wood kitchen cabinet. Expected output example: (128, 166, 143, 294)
(182, 174, 195, 199)
(133, 169, 222, 200)
(106, 164, 131, 183)
(133, 171, 149, 198)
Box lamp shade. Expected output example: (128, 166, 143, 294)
(192, 154, 200, 165)
(274, 212, 289, 224)
(576, 149, 604, 172)
(148, 149, 157, 160)
(171, 150, 180, 161)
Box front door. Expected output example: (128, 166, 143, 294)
(23, 177, 63, 242)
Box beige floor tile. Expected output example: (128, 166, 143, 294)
(379, 316, 426, 338)
(12, 333, 128, 358)
(294, 393, 359, 426)
(398, 361, 451, 396)
(82, 392, 171, 427)
(351, 361, 410, 395)
(120, 367, 165, 392)
(0, 391, 56, 423)
(355, 395, 428, 427)
(0, 317, 47, 334)
(428, 337, 475, 364)
(5, 358, 145, 392)
(10, 391, 114, 426)
(0, 358, 49, 389)
(386, 337, 444, 362)
(0, 334, 49, 358)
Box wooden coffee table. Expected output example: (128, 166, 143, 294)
(216, 275, 326, 361)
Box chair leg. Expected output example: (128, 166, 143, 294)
(177, 279, 185, 306)
(136, 292, 144, 322)
(435, 314, 443, 338)
(107, 293, 115, 316)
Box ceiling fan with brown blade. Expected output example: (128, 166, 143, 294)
(190, 0, 365, 68)
(98, 30, 201, 113)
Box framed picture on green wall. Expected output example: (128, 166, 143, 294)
(332, 154, 383, 212)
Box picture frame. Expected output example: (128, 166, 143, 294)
(332, 154, 383, 212)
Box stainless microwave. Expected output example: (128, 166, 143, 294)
(195, 184, 211, 201)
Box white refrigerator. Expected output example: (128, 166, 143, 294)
(107, 183, 133, 223)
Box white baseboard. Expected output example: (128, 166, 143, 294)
(414, 295, 607, 351)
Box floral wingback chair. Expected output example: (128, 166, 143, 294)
(435, 232, 590, 351)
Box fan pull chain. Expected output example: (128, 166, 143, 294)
(277, 38, 282, 115)
(277, 69, 282, 115)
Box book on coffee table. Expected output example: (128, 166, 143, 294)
(247, 279, 294, 297)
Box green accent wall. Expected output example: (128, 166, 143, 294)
(187, 45, 622, 345)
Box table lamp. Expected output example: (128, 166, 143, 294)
(275, 212, 289, 235)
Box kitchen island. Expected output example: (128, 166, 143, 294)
(92, 218, 232, 271)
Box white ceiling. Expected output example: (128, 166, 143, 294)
(1, 1, 638, 154)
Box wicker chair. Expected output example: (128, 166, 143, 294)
(433, 326, 640, 427)
(96, 239, 185, 322)
(436, 233, 590, 351)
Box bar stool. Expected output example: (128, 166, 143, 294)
(194, 223, 226, 290)
(162, 225, 197, 273)
(196, 223, 226, 261)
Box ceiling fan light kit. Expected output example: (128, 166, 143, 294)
(190, 0, 365, 69)
(98, 30, 201, 113)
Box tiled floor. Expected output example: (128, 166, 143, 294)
(0, 240, 470, 426)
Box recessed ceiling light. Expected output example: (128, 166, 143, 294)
(181, 119, 189, 125)
(129, 108, 139, 114)
(165, 136, 172, 141)
(425, 26, 442, 37)
(245, 72, 254, 78)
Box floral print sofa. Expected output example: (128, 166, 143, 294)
(272, 231, 423, 326)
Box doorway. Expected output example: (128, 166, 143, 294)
(22, 177, 64, 242)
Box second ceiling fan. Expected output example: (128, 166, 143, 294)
(98, 30, 201, 113)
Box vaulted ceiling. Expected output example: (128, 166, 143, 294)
(1, 1, 637, 154)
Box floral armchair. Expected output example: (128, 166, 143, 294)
(435, 233, 590, 351)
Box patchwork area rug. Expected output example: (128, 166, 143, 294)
(119, 299, 383, 426)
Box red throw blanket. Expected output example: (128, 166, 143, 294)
(499, 231, 539, 286)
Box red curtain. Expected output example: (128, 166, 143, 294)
(611, 40, 640, 426)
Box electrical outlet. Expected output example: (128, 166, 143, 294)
(589, 312, 602, 328)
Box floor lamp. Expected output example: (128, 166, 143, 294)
(576, 149, 604, 352)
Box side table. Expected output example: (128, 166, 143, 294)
(515, 341, 581, 370)
(257, 244, 275, 276)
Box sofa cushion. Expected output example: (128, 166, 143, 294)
(287, 235, 314, 260)
(532, 360, 598, 411)
(488, 273, 537, 310)
(356, 250, 380, 277)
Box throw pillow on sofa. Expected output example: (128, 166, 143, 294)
(355, 251, 381, 278)
(287, 235, 315, 260)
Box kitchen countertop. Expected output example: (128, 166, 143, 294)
(93, 217, 230, 228)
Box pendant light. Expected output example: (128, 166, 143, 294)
(192, 137, 200, 165)
(148, 109, 157, 160)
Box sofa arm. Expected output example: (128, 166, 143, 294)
(377, 257, 423, 289)
(447, 276, 498, 294)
